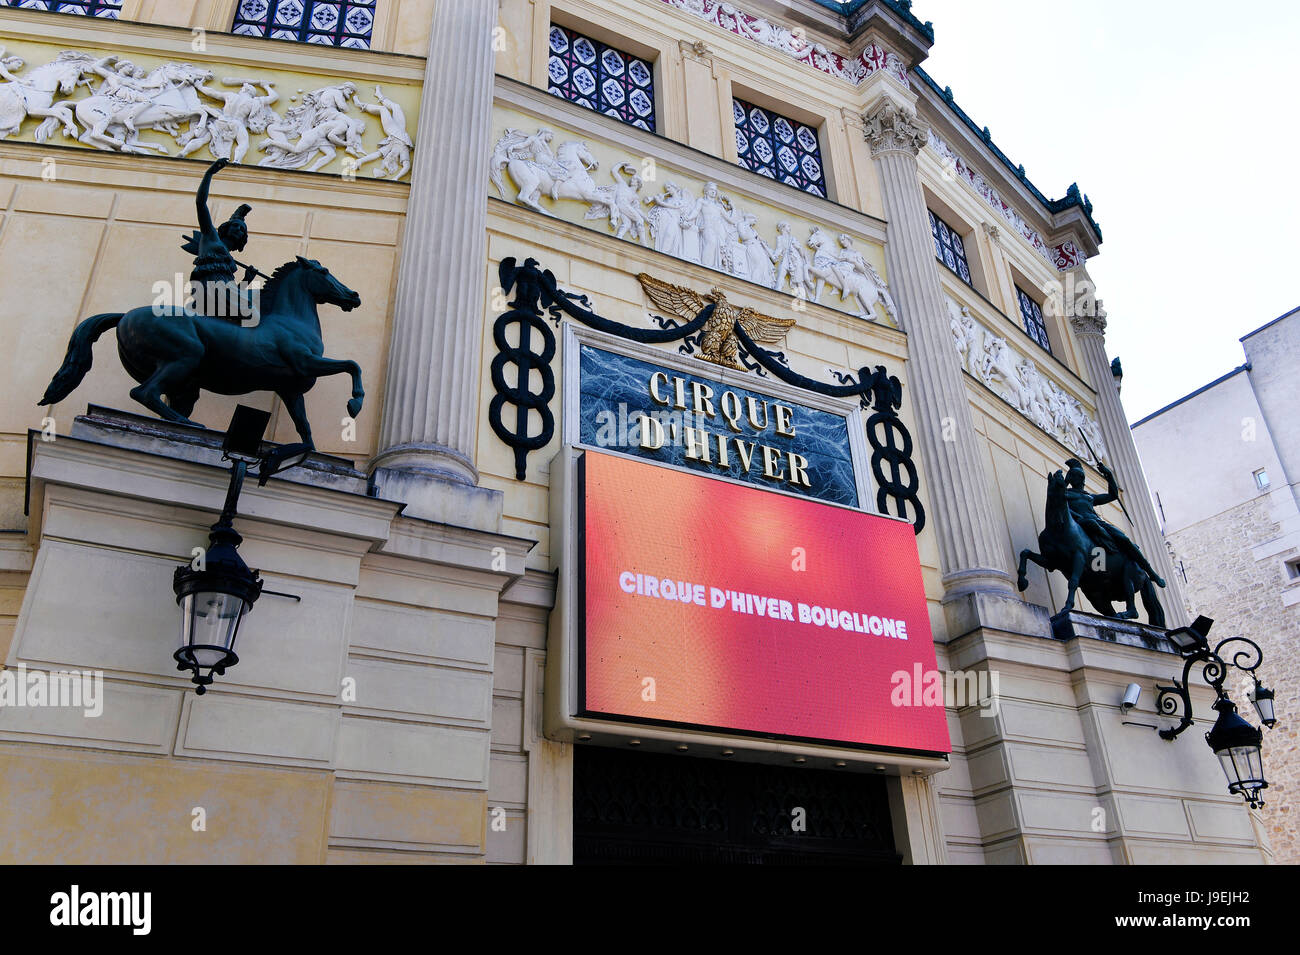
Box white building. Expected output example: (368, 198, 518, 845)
(1132, 306, 1300, 862)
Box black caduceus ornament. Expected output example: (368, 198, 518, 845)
(488, 261, 559, 481)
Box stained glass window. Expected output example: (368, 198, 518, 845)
(233, 0, 376, 49)
(1016, 285, 1052, 353)
(733, 98, 825, 197)
(547, 26, 655, 132)
(0, 0, 122, 16)
(929, 210, 972, 285)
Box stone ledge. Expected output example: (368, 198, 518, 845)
(70, 404, 369, 496)
(1051, 610, 1178, 655)
(943, 589, 1053, 642)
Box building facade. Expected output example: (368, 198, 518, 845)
(0, 0, 1276, 863)
(1131, 307, 1300, 864)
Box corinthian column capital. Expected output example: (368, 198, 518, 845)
(1069, 312, 1108, 340)
(862, 101, 930, 157)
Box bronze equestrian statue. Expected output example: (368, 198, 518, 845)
(39, 158, 364, 477)
(1018, 458, 1167, 627)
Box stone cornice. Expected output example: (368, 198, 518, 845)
(862, 100, 929, 157)
(656, 0, 911, 87)
(925, 128, 1081, 271)
(913, 67, 1102, 267)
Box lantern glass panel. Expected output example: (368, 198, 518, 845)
(1216, 744, 1264, 790)
(1249, 688, 1276, 727)
(179, 591, 248, 665)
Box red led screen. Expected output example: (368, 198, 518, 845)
(581, 450, 951, 754)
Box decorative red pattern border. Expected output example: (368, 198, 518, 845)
(660, 0, 909, 87)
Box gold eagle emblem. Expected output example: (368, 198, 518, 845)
(637, 273, 796, 370)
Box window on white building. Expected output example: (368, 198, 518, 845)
(1254, 468, 1270, 490)
(547, 26, 656, 132)
(733, 98, 826, 197)
(233, 0, 377, 49)
(929, 210, 972, 286)
(1016, 284, 1052, 354)
(1, 0, 121, 15)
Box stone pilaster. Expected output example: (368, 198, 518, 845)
(1071, 311, 1189, 627)
(862, 99, 1017, 606)
(371, 0, 496, 487)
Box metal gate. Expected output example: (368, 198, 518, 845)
(573, 746, 901, 865)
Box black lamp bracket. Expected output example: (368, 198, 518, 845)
(1156, 635, 1264, 741)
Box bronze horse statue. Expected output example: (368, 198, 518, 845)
(39, 255, 363, 477)
(1018, 469, 1166, 627)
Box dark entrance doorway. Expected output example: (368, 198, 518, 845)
(573, 746, 901, 865)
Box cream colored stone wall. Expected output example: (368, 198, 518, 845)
(499, 0, 886, 215)
(0, 0, 1268, 865)
(1, 419, 531, 862)
(1167, 494, 1299, 863)
(0, 151, 407, 526)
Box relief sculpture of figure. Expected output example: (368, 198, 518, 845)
(586, 161, 646, 241)
(179, 76, 279, 163)
(770, 221, 812, 299)
(807, 228, 897, 323)
(737, 212, 776, 288)
(681, 182, 739, 272)
(0, 47, 94, 142)
(835, 233, 898, 324)
(643, 181, 692, 257)
(353, 86, 413, 180)
(85, 56, 169, 144)
(490, 127, 602, 212)
(949, 302, 980, 374)
(259, 81, 364, 172)
(1018, 458, 1166, 626)
(74, 55, 211, 153)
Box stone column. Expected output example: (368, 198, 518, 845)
(862, 99, 1017, 604)
(1071, 312, 1189, 626)
(371, 0, 496, 487)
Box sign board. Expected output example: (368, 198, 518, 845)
(577, 449, 950, 755)
(575, 341, 860, 507)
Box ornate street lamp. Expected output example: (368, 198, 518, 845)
(1204, 699, 1266, 808)
(1248, 679, 1277, 729)
(171, 407, 269, 694)
(1155, 616, 1276, 808)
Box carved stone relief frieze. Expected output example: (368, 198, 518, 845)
(0, 45, 412, 180)
(490, 126, 899, 324)
(948, 296, 1107, 464)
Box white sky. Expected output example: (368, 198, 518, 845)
(910, 0, 1300, 422)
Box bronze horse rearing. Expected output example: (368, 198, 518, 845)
(1018, 469, 1166, 627)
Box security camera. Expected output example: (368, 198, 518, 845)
(1121, 683, 1141, 712)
